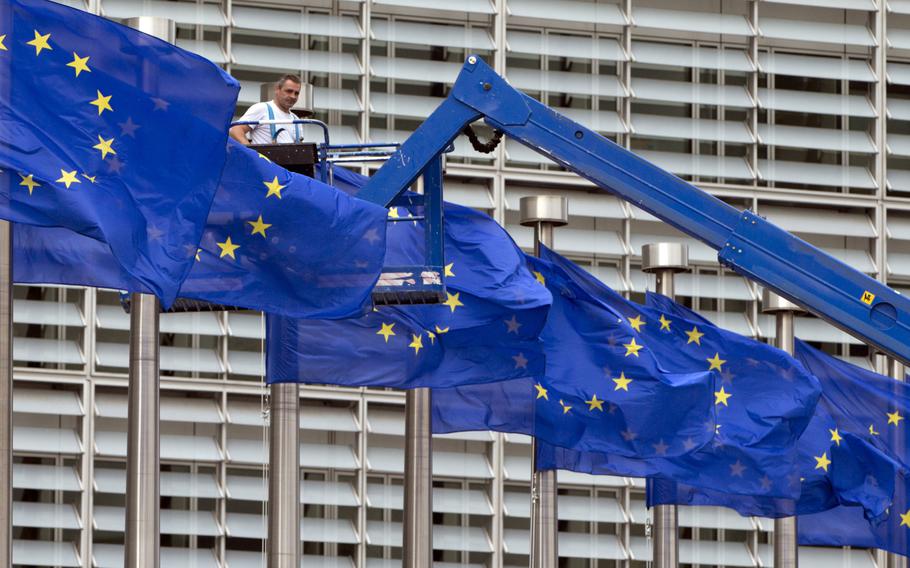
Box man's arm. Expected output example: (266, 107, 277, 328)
(229, 124, 252, 145)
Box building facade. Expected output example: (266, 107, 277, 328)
(11, 0, 908, 566)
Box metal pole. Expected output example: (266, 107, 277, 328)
(268, 383, 300, 568)
(403, 388, 432, 567)
(402, 157, 443, 568)
(122, 17, 174, 568)
(642, 243, 690, 568)
(520, 196, 568, 568)
(762, 289, 804, 568)
(0, 221, 12, 568)
(258, 70, 303, 568)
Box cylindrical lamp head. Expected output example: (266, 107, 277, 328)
(761, 288, 806, 314)
(642, 242, 689, 274)
(123, 17, 175, 42)
(519, 195, 568, 227)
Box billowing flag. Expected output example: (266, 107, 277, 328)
(435, 248, 821, 498)
(0, 0, 240, 304)
(266, 194, 550, 388)
(14, 142, 388, 319)
(648, 304, 910, 543)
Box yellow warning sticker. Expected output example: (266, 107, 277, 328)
(861, 291, 876, 305)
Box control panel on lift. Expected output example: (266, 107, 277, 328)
(250, 142, 319, 178)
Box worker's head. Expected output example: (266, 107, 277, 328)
(273, 74, 302, 113)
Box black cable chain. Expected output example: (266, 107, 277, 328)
(462, 125, 504, 154)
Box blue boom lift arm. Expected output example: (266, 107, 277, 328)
(359, 55, 910, 364)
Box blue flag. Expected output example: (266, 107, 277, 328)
(793, 344, 910, 557)
(0, 0, 240, 304)
(435, 249, 821, 498)
(266, 185, 551, 389)
(14, 141, 388, 319)
(648, 300, 910, 533)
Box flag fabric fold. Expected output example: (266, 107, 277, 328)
(648, 305, 910, 558)
(434, 249, 821, 498)
(0, 0, 240, 304)
(14, 142, 389, 319)
(265, 170, 551, 388)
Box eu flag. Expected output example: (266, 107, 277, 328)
(0, 0, 240, 304)
(437, 246, 717, 461)
(794, 344, 910, 557)
(14, 141, 389, 319)
(435, 249, 821, 498)
(266, 193, 551, 389)
(648, 305, 910, 531)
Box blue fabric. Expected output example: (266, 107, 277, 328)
(433, 247, 820, 485)
(647, 294, 910, 552)
(265, 171, 551, 388)
(0, 0, 240, 305)
(14, 143, 389, 319)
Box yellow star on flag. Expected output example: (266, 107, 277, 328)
(870, 423, 880, 436)
(586, 394, 604, 411)
(707, 353, 726, 372)
(247, 215, 272, 238)
(89, 90, 112, 115)
(659, 314, 672, 331)
(814, 452, 831, 472)
(829, 428, 842, 446)
(409, 333, 423, 355)
(26, 30, 52, 56)
(56, 169, 80, 189)
(195, 248, 202, 262)
(714, 386, 732, 406)
(376, 322, 395, 343)
(18, 173, 39, 195)
(443, 291, 463, 313)
(264, 176, 285, 199)
(623, 338, 644, 357)
(387, 207, 400, 219)
(66, 52, 91, 77)
(628, 315, 645, 332)
(427, 330, 436, 344)
(686, 326, 704, 345)
(444, 263, 455, 277)
(888, 410, 904, 426)
(535, 383, 548, 400)
(82, 173, 96, 183)
(901, 509, 910, 528)
(0, 35, 7, 51)
(533, 271, 546, 286)
(435, 325, 449, 334)
(559, 400, 571, 414)
(92, 135, 116, 160)
(257, 152, 271, 162)
(216, 236, 239, 260)
(613, 371, 632, 391)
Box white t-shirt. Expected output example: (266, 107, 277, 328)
(237, 101, 301, 145)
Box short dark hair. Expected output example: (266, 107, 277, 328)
(276, 74, 302, 90)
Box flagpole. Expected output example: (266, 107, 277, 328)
(122, 17, 173, 568)
(403, 387, 432, 567)
(0, 220, 13, 568)
(268, 382, 300, 568)
(642, 243, 689, 568)
(520, 195, 568, 568)
(762, 289, 805, 568)
(402, 156, 443, 568)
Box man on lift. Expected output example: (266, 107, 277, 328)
(229, 74, 303, 145)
